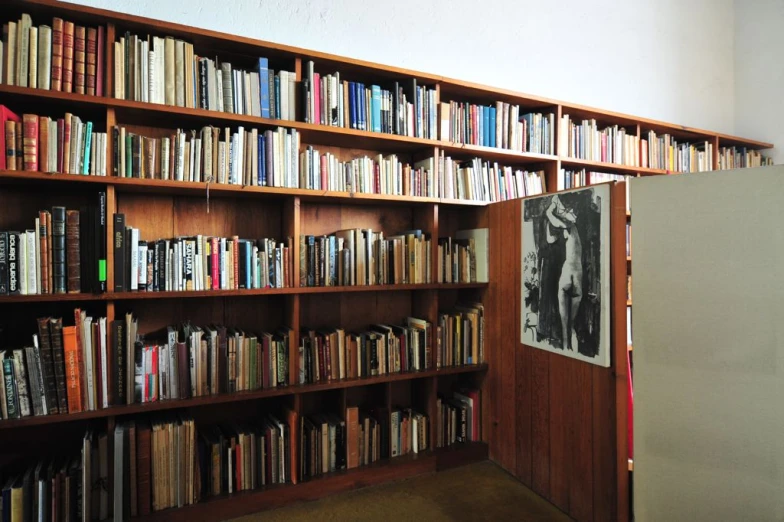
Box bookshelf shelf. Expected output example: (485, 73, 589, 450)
(559, 157, 669, 177)
(0, 364, 488, 431)
(133, 442, 488, 522)
(0, 284, 489, 303)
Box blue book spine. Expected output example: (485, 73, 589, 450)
(258, 134, 265, 186)
(274, 75, 281, 121)
(358, 84, 365, 131)
(489, 108, 496, 148)
(82, 121, 93, 174)
(371, 85, 382, 133)
(258, 58, 270, 119)
(482, 107, 492, 147)
(246, 241, 252, 289)
(349, 82, 356, 129)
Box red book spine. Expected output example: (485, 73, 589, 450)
(374, 163, 380, 194)
(61, 21, 75, 93)
(319, 154, 327, 190)
(96, 26, 105, 97)
(23, 114, 39, 171)
(94, 322, 102, 408)
(15, 122, 23, 170)
(85, 27, 97, 96)
(313, 72, 321, 125)
(62, 114, 71, 174)
(151, 345, 158, 401)
(51, 18, 64, 92)
(0, 106, 21, 170)
(211, 237, 219, 290)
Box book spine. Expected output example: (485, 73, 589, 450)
(113, 213, 125, 292)
(12, 350, 31, 417)
(61, 21, 75, 93)
(66, 209, 81, 293)
(3, 359, 19, 419)
(73, 25, 86, 94)
(0, 232, 7, 295)
(49, 317, 69, 413)
(23, 114, 38, 171)
(7, 232, 19, 295)
(51, 18, 64, 91)
(86, 27, 97, 96)
(52, 206, 66, 293)
(5, 120, 16, 171)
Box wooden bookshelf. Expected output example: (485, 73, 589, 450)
(0, 1, 774, 521)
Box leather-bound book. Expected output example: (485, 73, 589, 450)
(52, 206, 66, 294)
(66, 209, 80, 293)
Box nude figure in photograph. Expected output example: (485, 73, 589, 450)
(545, 195, 582, 351)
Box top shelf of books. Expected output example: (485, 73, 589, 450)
(0, 0, 773, 202)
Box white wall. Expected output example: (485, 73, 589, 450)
(734, 0, 782, 161)
(71, 0, 736, 134)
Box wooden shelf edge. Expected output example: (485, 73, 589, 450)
(559, 157, 668, 176)
(0, 283, 489, 303)
(130, 443, 487, 522)
(0, 170, 491, 207)
(0, 364, 488, 430)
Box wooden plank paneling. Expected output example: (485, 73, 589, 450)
(513, 198, 532, 485)
(548, 353, 570, 513)
(531, 348, 550, 497)
(569, 360, 594, 522)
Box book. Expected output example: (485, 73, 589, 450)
(37, 25, 52, 90)
(0, 105, 21, 170)
(22, 113, 38, 171)
(61, 21, 74, 93)
(63, 325, 82, 413)
(51, 18, 64, 91)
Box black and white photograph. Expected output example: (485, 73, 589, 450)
(521, 184, 610, 367)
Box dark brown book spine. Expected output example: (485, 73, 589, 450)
(66, 210, 80, 293)
(73, 26, 86, 94)
(36, 317, 60, 414)
(52, 206, 66, 294)
(136, 422, 151, 516)
(49, 317, 69, 413)
(38, 211, 49, 294)
(15, 121, 23, 170)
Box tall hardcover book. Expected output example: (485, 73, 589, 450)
(85, 27, 97, 96)
(61, 21, 75, 93)
(51, 18, 64, 91)
(7, 232, 20, 295)
(0, 105, 21, 170)
(52, 206, 67, 293)
(0, 232, 7, 295)
(38, 25, 52, 90)
(22, 114, 38, 171)
(62, 325, 82, 413)
(113, 214, 125, 292)
(49, 317, 69, 413)
(36, 317, 59, 413)
(66, 209, 81, 293)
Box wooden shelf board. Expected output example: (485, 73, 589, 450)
(438, 142, 558, 165)
(0, 364, 487, 430)
(131, 442, 487, 522)
(0, 284, 488, 303)
(559, 157, 668, 176)
(715, 132, 773, 150)
(0, 170, 488, 207)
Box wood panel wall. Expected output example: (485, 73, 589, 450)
(484, 183, 628, 522)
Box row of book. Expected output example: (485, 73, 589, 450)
(0, 312, 295, 419)
(437, 304, 485, 367)
(304, 63, 437, 139)
(113, 125, 300, 187)
(439, 153, 546, 202)
(718, 146, 773, 170)
(437, 229, 488, 284)
(436, 388, 481, 447)
(114, 32, 295, 120)
(1, 14, 105, 95)
(0, 196, 107, 296)
(299, 229, 430, 287)
(644, 132, 713, 173)
(440, 102, 555, 155)
(299, 318, 432, 384)
(124, 320, 293, 406)
(0, 312, 102, 418)
(300, 146, 436, 197)
(115, 216, 292, 293)
(300, 406, 429, 480)
(557, 169, 627, 190)
(559, 116, 641, 166)
(1, 106, 108, 175)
